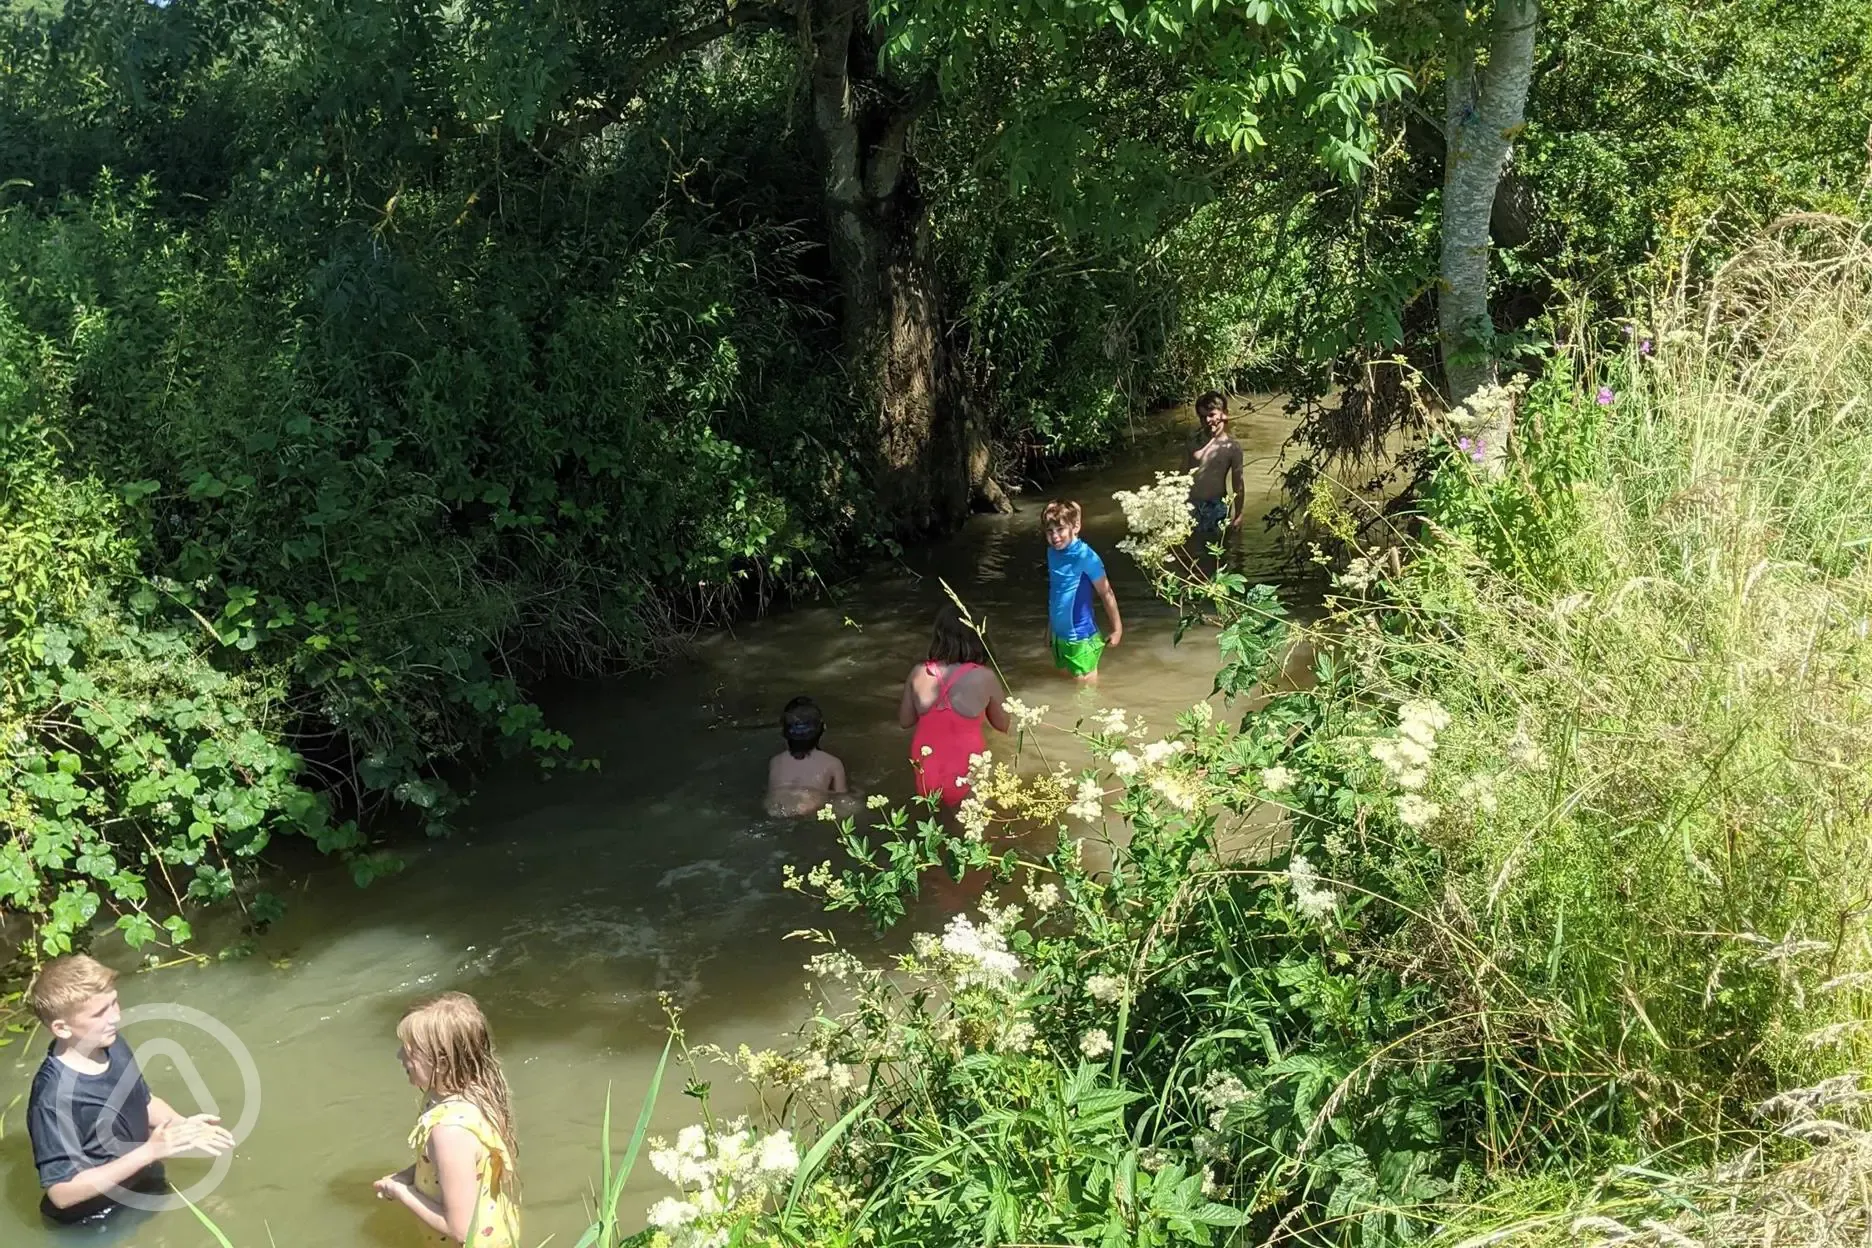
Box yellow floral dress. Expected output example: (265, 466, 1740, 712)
(409, 1098, 520, 1248)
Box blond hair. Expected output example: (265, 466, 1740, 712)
(1042, 499, 1082, 529)
(29, 954, 117, 1024)
(398, 992, 517, 1158)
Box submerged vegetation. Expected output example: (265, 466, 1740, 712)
(556, 223, 1872, 1247)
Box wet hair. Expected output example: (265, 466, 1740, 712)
(397, 992, 518, 1161)
(29, 954, 116, 1024)
(1042, 499, 1083, 530)
(1196, 391, 1229, 420)
(927, 603, 988, 667)
(781, 695, 825, 758)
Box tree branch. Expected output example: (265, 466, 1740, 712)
(542, 4, 795, 150)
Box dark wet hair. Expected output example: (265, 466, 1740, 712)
(781, 696, 824, 759)
(1196, 391, 1230, 420)
(927, 603, 988, 667)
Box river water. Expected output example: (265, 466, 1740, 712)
(0, 399, 1298, 1247)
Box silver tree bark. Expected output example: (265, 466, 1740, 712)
(1439, 0, 1539, 415)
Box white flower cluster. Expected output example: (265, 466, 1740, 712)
(1113, 471, 1196, 565)
(1259, 765, 1295, 793)
(1001, 696, 1049, 731)
(1092, 706, 1130, 736)
(1085, 973, 1129, 1005)
(1023, 877, 1061, 912)
(1067, 777, 1105, 823)
(1079, 1028, 1114, 1059)
(994, 1015, 1040, 1054)
(865, 793, 891, 810)
(1370, 699, 1448, 828)
(1369, 699, 1449, 790)
(1197, 1070, 1250, 1131)
(816, 803, 840, 822)
(1446, 376, 1527, 433)
(1106, 737, 1199, 812)
(646, 1120, 800, 1247)
(1286, 853, 1339, 922)
(911, 911, 1023, 994)
(1334, 555, 1380, 592)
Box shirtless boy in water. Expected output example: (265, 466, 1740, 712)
(1187, 391, 1245, 539)
(766, 696, 852, 817)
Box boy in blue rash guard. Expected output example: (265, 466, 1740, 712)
(1042, 499, 1123, 682)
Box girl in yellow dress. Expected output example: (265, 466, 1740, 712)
(373, 993, 521, 1247)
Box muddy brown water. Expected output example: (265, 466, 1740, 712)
(0, 399, 1301, 1246)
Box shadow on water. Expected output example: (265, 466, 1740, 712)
(0, 398, 1302, 1246)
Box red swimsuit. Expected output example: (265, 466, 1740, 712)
(909, 662, 987, 806)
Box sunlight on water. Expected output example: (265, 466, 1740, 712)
(0, 399, 1298, 1246)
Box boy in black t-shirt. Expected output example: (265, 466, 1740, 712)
(26, 954, 235, 1225)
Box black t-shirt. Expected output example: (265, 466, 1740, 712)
(27, 1040, 163, 1213)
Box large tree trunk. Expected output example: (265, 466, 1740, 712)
(807, 0, 995, 534)
(1438, 0, 1538, 423)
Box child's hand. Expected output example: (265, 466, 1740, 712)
(148, 1115, 234, 1160)
(1107, 624, 1123, 647)
(374, 1171, 413, 1202)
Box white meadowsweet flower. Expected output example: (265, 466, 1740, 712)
(999, 1018, 1037, 1053)
(1114, 472, 1197, 564)
(956, 796, 991, 840)
(1067, 777, 1104, 823)
(1334, 555, 1379, 591)
(1150, 772, 1199, 812)
(1109, 748, 1141, 778)
(1396, 794, 1441, 829)
(828, 1063, 855, 1092)
(647, 1197, 700, 1229)
(1024, 880, 1061, 912)
(938, 913, 1022, 990)
(1079, 1028, 1114, 1059)
(1002, 696, 1049, 731)
(675, 1124, 708, 1157)
(1199, 1071, 1250, 1111)
(1093, 706, 1129, 735)
(1140, 739, 1187, 767)
(756, 1130, 800, 1176)
(1259, 765, 1295, 793)
(1286, 853, 1339, 922)
(1085, 974, 1128, 1005)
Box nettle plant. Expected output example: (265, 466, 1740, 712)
(614, 487, 1515, 1248)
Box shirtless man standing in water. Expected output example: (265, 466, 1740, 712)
(1187, 391, 1245, 540)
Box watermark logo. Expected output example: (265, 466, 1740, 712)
(50, 1002, 261, 1212)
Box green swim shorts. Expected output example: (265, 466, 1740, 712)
(1052, 634, 1105, 677)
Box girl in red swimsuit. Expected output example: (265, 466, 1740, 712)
(899, 605, 1012, 805)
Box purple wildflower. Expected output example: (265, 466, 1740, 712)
(1468, 438, 1487, 464)
(1638, 338, 1653, 356)
(1595, 386, 1616, 406)
(1622, 323, 1635, 338)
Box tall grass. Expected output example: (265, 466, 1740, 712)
(1360, 216, 1872, 1239)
